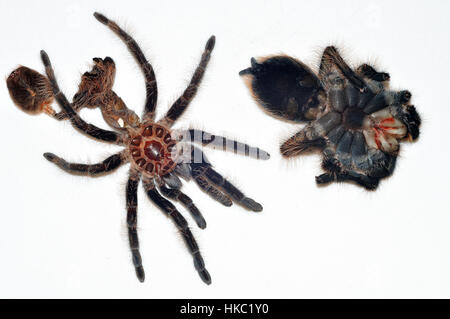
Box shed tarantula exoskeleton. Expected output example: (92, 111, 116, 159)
(7, 13, 269, 284)
(240, 46, 420, 190)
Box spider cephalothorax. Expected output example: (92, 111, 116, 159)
(240, 46, 420, 190)
(7, 12, 269, 284)
(127, 123, 178, 177)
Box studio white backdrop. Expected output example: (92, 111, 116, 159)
(0, 0, 449, 298)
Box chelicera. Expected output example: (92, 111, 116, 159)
(7, 12, 269, 284)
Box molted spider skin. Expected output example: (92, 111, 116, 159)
(70, 56, 140, 130)
(241, 46, 421, 190)
(7, 13, 270, 285)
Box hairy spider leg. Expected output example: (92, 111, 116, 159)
(159, 184, 207, 229)
(40, 50, 123, 144)
(391, 104, 421, 140)
(319, 46, 368, 92)
(204, 166, 263, 212)
(127, 169, 145, 282)
(316, 136, 397, 190)
(144, 180, 211, 285)
(189, 146, 263, 212)
(43, 152, 126, 176)
(159, 36, 216, 127)
(316, 170, 380, 190)
(94, 12, 158, 120)
(357, 64, 390, 82)
(280, 112, 339, 157)
(178, 129, 270, 160)
(190, 168, 233, 207)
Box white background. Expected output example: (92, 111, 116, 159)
(0, 0, 449, 298)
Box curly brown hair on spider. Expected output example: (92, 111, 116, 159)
(240, 47, 420, 190)
(6, 12, 270, 284)
(7, 66, 54, 115)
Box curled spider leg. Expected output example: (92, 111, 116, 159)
(43, 152, 126, 176)
(353, 64, 391, 96)
(126, 169, 145, 282)
(159, 35, 216, 127)
(40, 50, 123, 144)
(391, 104, 421, 140)
(143, 179, 211, 285)
(177, 129, 270, 160)
(319, 46, 368, 92)
(159, 184, 207, 229)
(93, 12, 158, 120)
(357, 64, 390, 82)
(316, 171, 379, 190)
(280, 111, 340, 157)
(189, 147, 262, 212)
(345, 172, 380, 190)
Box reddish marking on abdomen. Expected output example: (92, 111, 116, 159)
(373, 128, 382, 149)
(380, 117, 395, 124)
(377, 117, 396, 131)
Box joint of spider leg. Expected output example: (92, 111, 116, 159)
(322, 156, 341, 173)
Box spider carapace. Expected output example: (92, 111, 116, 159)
(128, 123, 178, 177)
(6, 12, 270, 284)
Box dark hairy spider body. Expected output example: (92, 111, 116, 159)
(240, 47, 420, 190)
(7, 12, 269, 284)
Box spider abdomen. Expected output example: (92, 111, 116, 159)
(128, 123, 177, 177)
(7, 66, 54, 115)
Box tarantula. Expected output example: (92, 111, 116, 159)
(240, 47, 420, 190)
(6, 13, 269, 284)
